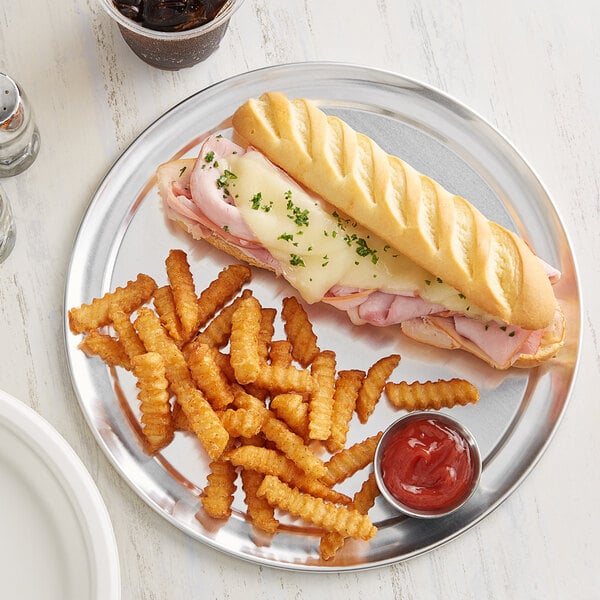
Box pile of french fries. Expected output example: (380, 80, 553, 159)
(68, 248, 479, 561)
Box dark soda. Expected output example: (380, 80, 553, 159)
(114, 0, 228, 32)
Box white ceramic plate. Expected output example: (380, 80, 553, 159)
(0, 389, 120, 599)
(64, 63, 581, 571)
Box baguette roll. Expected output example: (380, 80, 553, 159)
(232, 92, 554, 331)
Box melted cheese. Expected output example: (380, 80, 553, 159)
(227, 150, 489, 318)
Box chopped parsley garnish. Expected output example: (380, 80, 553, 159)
(289, 254, 305, 267)
(216, 169, 237, 193)
(500, 325, 507, 331)
(217, 169, 237, 189)
(278, 233, 294, 242)
(343, 233, 357, 246)
(458, 293, 466, 300)
(342, 235, 379, 264)
(425, 279, 431, 286)
(222, 225, 229, 232)
(284, 190, 293, 200)
(508, 331, 516, 337)
(286, 201, 310, 227)
(216, 174, 228, 189)
(436, 277, 443, 284)
(204, 151, 215, 162)
(178, 166, 187, 177)
(251, 192, 262, 210)
(249, 191, 273, 212)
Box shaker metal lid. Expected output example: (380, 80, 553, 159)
(0, 73, 23, 131)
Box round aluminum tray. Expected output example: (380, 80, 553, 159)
(64, 62, 581, 571)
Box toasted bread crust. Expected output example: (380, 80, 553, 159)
(232, 92, 555, 330)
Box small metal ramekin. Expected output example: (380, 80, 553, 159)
(374, 411, 482, 519)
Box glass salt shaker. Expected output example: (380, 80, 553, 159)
(0, 184, 16, 262)
(0, 73, 40, 177)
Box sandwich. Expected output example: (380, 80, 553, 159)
(156, 92, 565, 369)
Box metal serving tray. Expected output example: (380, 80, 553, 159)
(64, 62, 581, 571)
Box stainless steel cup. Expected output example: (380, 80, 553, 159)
(0, 185, 16, 262)
(0, 73, 40, 177)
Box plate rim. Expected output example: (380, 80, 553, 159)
(0, 388, 122, 597)
(63, 61, 582, 572)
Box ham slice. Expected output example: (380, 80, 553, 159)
(453, 316, 533, 365)
(188, 136, 257, 242)
(357, 291, 446, 326)
(425, 315, 540, 369)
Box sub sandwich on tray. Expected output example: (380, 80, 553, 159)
(156, 92, 565, 370)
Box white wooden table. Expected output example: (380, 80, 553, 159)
(0, 1, 597, 598)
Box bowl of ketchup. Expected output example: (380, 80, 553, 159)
(374, 412, 482, 518)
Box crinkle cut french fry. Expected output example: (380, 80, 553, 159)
(356, 354, 401, 424)
(68, 273, 157, 334)
(268, 340, 293, 368)
(78, 331, 131, 370)
(232, 385, 268, 412)
(261, 416, 327, 479)
(257, 308, 277, 364)
(109, 306, 147, 361)
(133, 307, 192, 393)
(308, 350, 337, 440)
(186, 341, 235, 410)
(197, 264, 252, 329)
(201, 453, 238, 519)
(321, 432, 383, 487)
(210, 349, 236, 382)
(193, 289, 253, 349)
(176, 385, 229, 460)
(153, 285, 184, 344)
(166, 249, 200, 342)
(320, 472, 380, 560)
(257, 476, 376, 541)
(281, 296, 320, 367)
(325, 369, 365, 454)
(270, 393, 309, 441)
(225, 446, 350, 505)
(229, 295, 262, 385)
(253, 364, 314, 395)
(240, 468, 279, 534)
(172, 401, 193, 432)
(131, 352, 174, 453)
(219, 407, 266, 438)
(385, 378, 479, 411)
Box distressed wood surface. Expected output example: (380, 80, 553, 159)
(0, 1, 598, 598)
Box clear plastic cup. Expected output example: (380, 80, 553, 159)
(97, 0, 245, 70)
(0, 185, 16, 263)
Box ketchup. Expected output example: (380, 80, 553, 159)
(380, 417, 474, 512)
